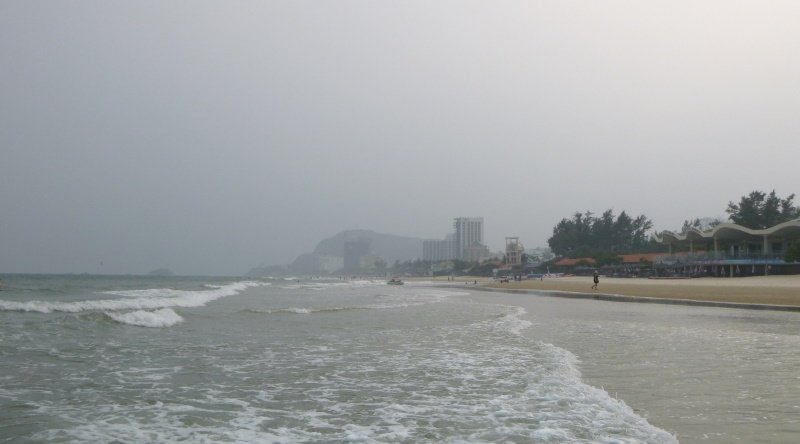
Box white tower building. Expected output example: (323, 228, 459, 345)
(453, 217, 484, 260)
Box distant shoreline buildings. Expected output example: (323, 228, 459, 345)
(424, 217, 490, 262)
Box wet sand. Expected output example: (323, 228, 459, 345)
(460, 288, 800, 443)
(482, 275, 800, 308)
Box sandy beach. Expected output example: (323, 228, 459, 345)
(473, 275, 800, 308)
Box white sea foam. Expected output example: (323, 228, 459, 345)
(0, 281, 265, 314)
(495, 306, 534, 336)
(283, 307, 312, 314)
(106, 288, 193, 298)
(105, 308, 184, 327)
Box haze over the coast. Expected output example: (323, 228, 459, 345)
(2, 1, 799, 275)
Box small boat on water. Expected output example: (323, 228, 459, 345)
(387, 278, 404, 285)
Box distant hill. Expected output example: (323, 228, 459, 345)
(312, 229, 422, 264)
(246, 229, 424, 276)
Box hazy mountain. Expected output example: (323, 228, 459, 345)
(312, 229, 423, 264)
(245, 229, 424, 276)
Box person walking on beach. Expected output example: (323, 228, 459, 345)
(591, 270, 599, 290)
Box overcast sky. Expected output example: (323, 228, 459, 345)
(2, 1, 799, 275)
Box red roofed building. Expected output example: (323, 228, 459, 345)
(553, 257, 596, 267)
(618, 253, 661, 264)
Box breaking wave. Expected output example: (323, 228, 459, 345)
(0, 281, 265, 314)
(105, 308, 184, 327)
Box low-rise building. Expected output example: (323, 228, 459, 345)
(653, 219, 800, 275)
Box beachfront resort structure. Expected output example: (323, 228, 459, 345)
(653, 219, 800, 275)
(423, 217, 490, 262)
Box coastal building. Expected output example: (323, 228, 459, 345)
(424, 217, 490, 263)
(462, 243, 491, 263)
(454, 217, 485, 261)
(505, 237, 525, 266)
(423, 234, 456, 262)
(652, 219, 800, 275)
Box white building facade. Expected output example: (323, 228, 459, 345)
(423, 234, 456, 262)
(424, 217, 489, 263)
(454, 217, 484, 260)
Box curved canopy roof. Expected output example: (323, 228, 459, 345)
(653, 219, 800, 244)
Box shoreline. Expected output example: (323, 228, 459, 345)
(418, 275, 800, 311)
(460, 288, 800, 443)
(466, 285, 800, 312)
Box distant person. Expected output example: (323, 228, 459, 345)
(591, 270, 599, 290)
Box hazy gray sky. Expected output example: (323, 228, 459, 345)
(2, 1, 799, 275)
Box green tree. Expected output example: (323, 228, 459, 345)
(631, 215, 654, 249)
(726, 190, 800, 229)
(680, 218, 702, 234)
(594, 252, 623, 266)
(679, 217, 722, 234)
(785, 241, 800, 262)
(548, 211, 595, 257)
(547, 209, 654, 257)
(592, 210, 616, 252)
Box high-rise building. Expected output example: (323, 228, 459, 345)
(423, 234, 455, 262)
(454, 217, 484, 260)
(424, 217, 488, 263)
(505, 237, 524, 266)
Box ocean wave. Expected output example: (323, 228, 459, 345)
(249, 289, 464, 316)
(105, 308, 184, 328)
(251, 305, 375, 315)
(494, 306, 534, 336)
(246, 305, 370, 315)
(0, 281, 265, 314)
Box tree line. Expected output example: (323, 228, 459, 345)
(726, 190, 800, 229)
(548, 189, 800, 260)
(547, 209, 656, 258)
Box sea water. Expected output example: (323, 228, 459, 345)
(0, 275, 675, 443)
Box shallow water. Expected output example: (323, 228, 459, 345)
(0, 275, 675, 443)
